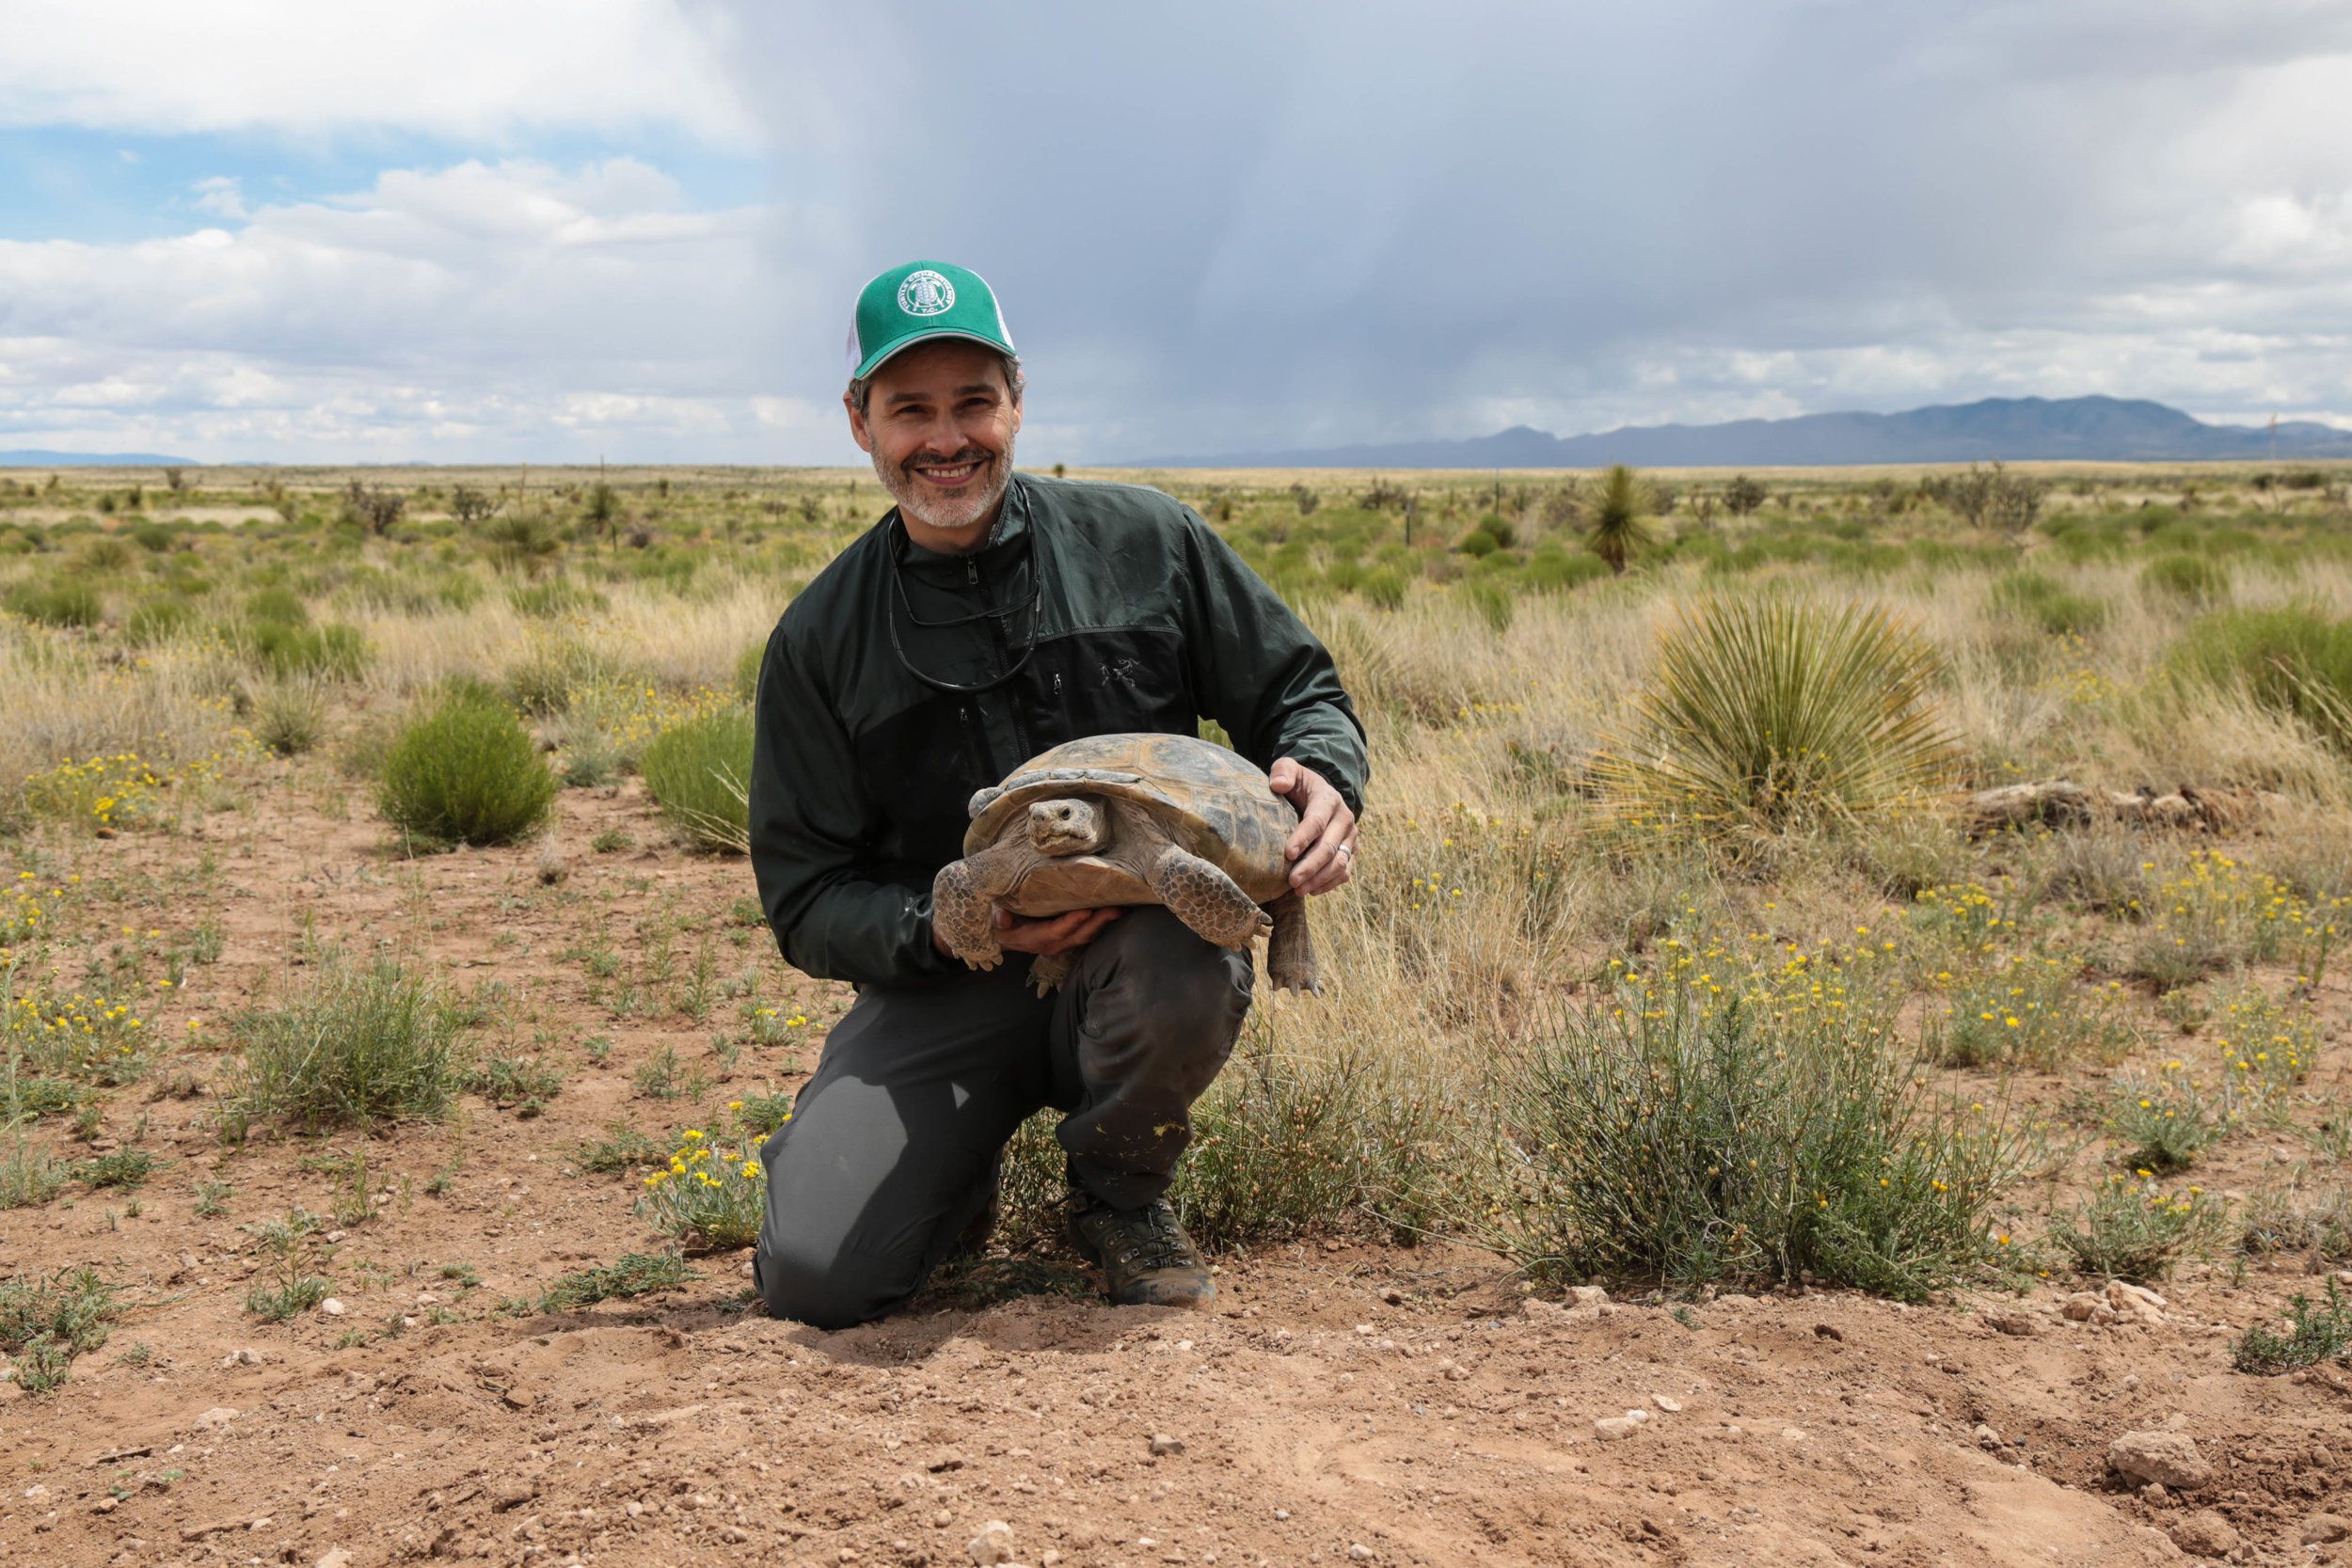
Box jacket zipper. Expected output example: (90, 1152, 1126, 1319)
(972, 547, 1034, 761)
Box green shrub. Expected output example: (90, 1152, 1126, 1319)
(507, 578, 606, 618)
(77, 537, 137, 573)
(1523, 547, 1609, 594)
(1172, 1027, 1438, 1248)
(636, 1130, 763, 1249)
(241, 1208, 331, 1321)
(1470, 953, 2026, 1300)
(1360, 567, 1407, 611)
(734, 639, 767, 703)
(991, 1022, 1438, 1253)
(0, 1266, 119, 1394)
(2233, 1279, 2352, 1374)
(2141, 552, 2231, 605)
(246, 619, 368, 679)
(465, 1055, 564, 1117)
(1924, 956, 2136, 1071)
(243, 586, 310, 626)
(2172, 606, 2352, 752)
(252, 679, 327, 756)
(536, 1252, 694, 1312)
(1456, 527, 1500, 558)
(72, 1147, 155, 1190)
(1991, 571, 2107, 637)
(1597, 595, 1956, 836)
(2051, 1176, 2217, 1282)
(4, 579, 103, 627)
(502, 637, 606, 716)
(218, 958, 472, 1135)
(0, 1141, 65, 1210)
(640, 707, 754, 853)
(574, 1121, 666, 1174)
(1461, 577, 1515, 635)
(2104, 1067, 2230, 1172)
(377, 692, 556, 847)
(123, 594, 199, 645)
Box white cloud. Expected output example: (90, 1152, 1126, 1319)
(0, 0, 757, 145)
(0, 158, 849, 460)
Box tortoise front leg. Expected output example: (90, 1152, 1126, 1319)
(931, 848, 1020, 971)
(1147, 844, 1272, 951)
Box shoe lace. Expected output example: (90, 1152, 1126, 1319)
(1104, 1201, 1194, 1273)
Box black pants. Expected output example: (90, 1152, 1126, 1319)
(753, 907, 1253, 1328)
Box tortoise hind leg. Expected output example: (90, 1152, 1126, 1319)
(1263, 889, 1321, 995)
(1027, 950, 1075, 996)
(1148, 844, 1271, 951)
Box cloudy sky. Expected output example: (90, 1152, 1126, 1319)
(3, 0, 2348, 464)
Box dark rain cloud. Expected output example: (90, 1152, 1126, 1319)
(722, 0, 2352, 460)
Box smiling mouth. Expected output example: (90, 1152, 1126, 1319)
(911, 456, 988, 487)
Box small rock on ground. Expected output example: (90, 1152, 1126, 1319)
(969, 1520, 1015, 1566)
(2167, 1510, 2238, 1559)
(2305, 1514, 2352, 1545)
(2107, 1430, 2211, 1491)
(1149, 1433, 1184, 1456)
(1594, 1412, 1648, 1442)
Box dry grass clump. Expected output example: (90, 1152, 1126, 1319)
(217, 957, 473, 1138)
(639, 707, 755, 853)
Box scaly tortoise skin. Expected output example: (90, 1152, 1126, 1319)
(930, 732, 1321, 996)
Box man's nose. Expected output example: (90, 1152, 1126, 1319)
(916, 415, 968, 454)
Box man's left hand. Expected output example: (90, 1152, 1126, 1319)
(1268, 756, 1358, 896)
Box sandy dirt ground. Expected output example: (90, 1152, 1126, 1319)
(6, 771, 2352, 1568)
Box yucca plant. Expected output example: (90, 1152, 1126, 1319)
(1599, 594, 1956, 834)
(1584, 464, 1656, 576)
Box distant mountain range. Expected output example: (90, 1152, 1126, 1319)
(0, 449, 199, 467)
(1130, 396, 2352, 468)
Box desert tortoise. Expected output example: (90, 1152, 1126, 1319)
(931, 732, 1322, 996)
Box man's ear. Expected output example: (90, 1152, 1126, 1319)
(1008, 388, 1023, 439)
(844, 391, 874, 454)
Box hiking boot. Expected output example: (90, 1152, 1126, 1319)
(1066, 1190, 1215, 1309)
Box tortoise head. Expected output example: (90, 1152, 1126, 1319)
(1026, 797, 1106, 857)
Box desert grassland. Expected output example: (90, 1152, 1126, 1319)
(9, 458, 2352, 1392)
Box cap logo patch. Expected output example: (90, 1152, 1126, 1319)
(898, 270, 955, 316)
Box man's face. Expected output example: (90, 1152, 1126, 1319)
(846, 339, 1022, 552)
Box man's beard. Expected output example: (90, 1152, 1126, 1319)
(874, 436, 1015, 541)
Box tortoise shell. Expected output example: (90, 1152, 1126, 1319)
(963, 732, 1297, 901)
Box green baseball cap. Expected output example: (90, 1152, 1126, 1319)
(848, 260, 1016, 381)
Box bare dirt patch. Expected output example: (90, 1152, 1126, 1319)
(5, 717, 2352, 1566)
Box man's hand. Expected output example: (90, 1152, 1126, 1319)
(933, 905, 1124, 958)
(1268, 756, 1357, 896)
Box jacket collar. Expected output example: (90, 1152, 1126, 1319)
(894, 471, 1033, 578)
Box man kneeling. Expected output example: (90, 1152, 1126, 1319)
(744, 260, 1366, 1326)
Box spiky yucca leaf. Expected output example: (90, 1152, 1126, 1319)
(1600, 595, 1955, 832)
(1585, 464, 1656, 576)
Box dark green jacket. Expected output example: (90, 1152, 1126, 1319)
(749, 472, 1368, 990)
